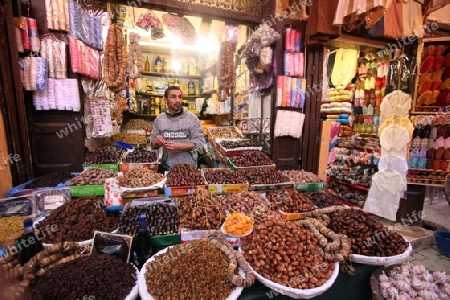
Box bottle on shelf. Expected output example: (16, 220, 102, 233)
(131, 215, 152, 269)
(154, 56, 163, 72)
(17, 218, 44, 266)
(144, 56, 150, 72)
(188, 78, 195, 95)
(174, 78, 180, 87)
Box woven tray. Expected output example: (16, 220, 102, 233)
(369, 264, 396, 300)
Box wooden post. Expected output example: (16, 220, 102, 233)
(0, 111, 13, 198)
(318, 120, 332, 182)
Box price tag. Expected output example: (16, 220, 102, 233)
(43, 194, 66, 210)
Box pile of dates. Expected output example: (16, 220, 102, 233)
(25, 172, 75, 189)
(166, 164, 205, 186)
(122, 147, 157, 163)
(84, 146, 125, 164)
(266, 188, 315, 213)
(327, 208, 409, 257)
(203, 168, 247, 184)
(229, 151, 273, 167)
(303, 191, 343, 208)
(240, 167, 289, 184)
(118, 202, 179, 236)
(218, 139, 258, 149)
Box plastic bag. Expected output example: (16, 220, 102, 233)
(249, 52, 277, 92)
(91, 231, 133, 263)
(0, 197, 33, 217)
(33, 188, 72, 217)
(105, 178, 124, 211)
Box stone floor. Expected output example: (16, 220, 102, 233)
(422, 186, 450, 231)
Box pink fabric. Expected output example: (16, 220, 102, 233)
(445, 137, 450, 148)
(435, 136, 445, 149)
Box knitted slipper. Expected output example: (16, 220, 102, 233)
(433, 55, 445, 70)
(420, 56, 435, 73)
(416, 90, 432, 105)
(441, 67, 450, 81)
(437, 89, 450, 105)
(431, 68, 444, 81)
(431, 80, 442, 91)
(418, 79, 432, 94)
(419, 71, 432, 84)
(435, 45, 446, 57)
(428, 90, 440, 105)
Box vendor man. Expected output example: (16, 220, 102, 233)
(149, 86, 205, 172)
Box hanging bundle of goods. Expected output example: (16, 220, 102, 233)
(126, 32, 143, 79)
(103, 23, 127, 92)
(162, 12, 197, 45)
(135, 10, 164, 40)
(217, 41, 236, 90)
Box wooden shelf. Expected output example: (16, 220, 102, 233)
(136, 92, 204, 98)
(328, 176, 370, 192)
(141, 72, 202, 79)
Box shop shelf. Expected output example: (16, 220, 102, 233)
(327, 176, 370, 192)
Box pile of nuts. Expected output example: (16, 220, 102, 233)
(222, 191, 270, 223)
(118, 166, 164, 188)
(0, 216, 31, 246)
(122, 119, 152, 130)
(219, 139, 258, 149)
(118, 202, 179, 236)
(122, 147, 157, 163)
(144, 239, 235, 299)
(280, 170, 323, 184)
(68, 168, 116, 186)
(303, 191, 343, 208)
(242, 215, 335, 289)
(177, 188, 226, 230)
(25, 172, 75, 189)
(240, 167, 289, 185)
(229, 151, 274, 167)
(266, 188, 315, 213)
(326, 208, 409, 256)
(166, 164, 205, 186)
(35, 197, 120, 243)
(30, 254, 137, 300)
(203, 168, 247, 184)
(110, 133, 147, 145)
(209, 127, 243, 139)
(84, 146, 125, 164)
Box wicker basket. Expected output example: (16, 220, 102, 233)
(369, 264, 397, 300)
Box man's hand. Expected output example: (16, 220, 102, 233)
(152, 135, 166, 148)
(163, 142, 195, 152)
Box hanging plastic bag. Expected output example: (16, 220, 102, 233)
(22, 56, 49, 91)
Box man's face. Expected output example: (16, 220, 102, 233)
(166, 89, 183, 113)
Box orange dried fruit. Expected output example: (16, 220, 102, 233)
(223, 213, 253, 236)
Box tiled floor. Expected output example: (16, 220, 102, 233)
(422, 186, 450, 231)
(407, 244, 450, 273)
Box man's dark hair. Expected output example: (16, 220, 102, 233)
(164, 86, 182, 98)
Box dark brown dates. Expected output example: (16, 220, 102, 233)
(229, 151, 273, 167)
(122, 147, 157, 163)
(219, 139, 258, 149)
(166, 164, 205, 187)
(240, 167, 289, 184)
(203, 168, 247, 184)
(84, 146, 125, 164)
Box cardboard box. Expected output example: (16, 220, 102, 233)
(294, 182, 327, 192)
(82, 164, 119, 172)
(164, 185, 207, 197)
(215, 138, 262, 157)
(118, 162, 159, 172)
(68, 185, 104, 197)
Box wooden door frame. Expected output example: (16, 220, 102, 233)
(0, 0, 34, 186)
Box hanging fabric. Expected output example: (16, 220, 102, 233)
(379, 90, 412, 124)
(40, 35, 67, 79)
(274, 110, 305, 139)
(364, 169, 406, 221)
(330, 48, 359, 88)
(22, 57, 49, 91)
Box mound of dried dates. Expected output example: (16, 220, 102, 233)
(84, 146, 125, 164)
(240, 167, 289, 185)
(35, 197, 120, 243)
(229, 151, 273, 167)
(118, 166, 164, 188)
(242, 215, 335, 289)
(266, 188, 315, 213)
(280, 170, 323, 184)
(327, 208, 409, 257)
(222, 191, 269, 224)
(177, 188, 226, 230)
(25, 172, 75, 189)
(166, 164, 205, 186)
(122, 147, 157, 163)
(303, 191, 343, 208)
(110, 133, 147, 145)
(118, 202, 179, 236)
(30, 254, 136, 300)
(68, 168, 116, 186)
(219, 139, 258, 149)
(203, 168, 247, 184)
(209, 127, 242, 139)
